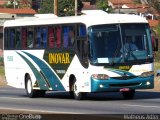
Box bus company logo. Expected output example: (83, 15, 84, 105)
(1, 114, 42, 120)
(48, 52, 70, 64)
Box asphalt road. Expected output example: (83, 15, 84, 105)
(0, 86, 160, 115)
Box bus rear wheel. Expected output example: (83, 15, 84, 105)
(122, 90, 135, 99)
(25, 75, 45, 98)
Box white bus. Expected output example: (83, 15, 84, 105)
(3, 11, 155, 100)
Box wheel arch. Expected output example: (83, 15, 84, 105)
(69, 74, 76, 91)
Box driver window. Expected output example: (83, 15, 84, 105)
(77, 24, 87, 60)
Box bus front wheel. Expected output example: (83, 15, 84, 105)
(71, 79, 86, 100)
(122, 90, 135, 99)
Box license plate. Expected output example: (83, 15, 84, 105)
(120, 88, 130, 92)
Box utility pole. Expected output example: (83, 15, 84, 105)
(54, 0, 58, 15)
(118, 0, 120, 13)
(75, 0, 78, 16)
(13, 0, 16, 9)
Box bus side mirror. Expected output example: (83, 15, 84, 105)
(154, 38, 158, 51)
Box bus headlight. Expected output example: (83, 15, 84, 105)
(140, 71, 154, 78)
(91, 74, 109, 80)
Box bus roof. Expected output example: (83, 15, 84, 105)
(3, 12, 148, 28)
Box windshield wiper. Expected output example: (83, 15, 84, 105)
(124, 51, 138, 62)
(110, 48, 122, 66)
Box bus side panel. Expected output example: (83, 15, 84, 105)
(4, 50, 28, 88)
(61, 55, 91, 92)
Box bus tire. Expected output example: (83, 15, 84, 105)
(122, 90, 135, 99)
(25, 75, 37, 98)
(37, 90, 46, 97)
(73, 80, 86, 100)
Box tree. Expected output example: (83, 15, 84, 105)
(58, 0, 75, 16)
(19, 0, 32, 8)
(147, 0, 160, 13)
(32, 0, 42, 10)
(5, 0, 19, 8)
(5, 0, 32, 8)
(96, 0, 112, 12)
(39, 0, 53, 13)
(39, 0, 83, 16)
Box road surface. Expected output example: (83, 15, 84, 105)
(0, 86, 160, 120)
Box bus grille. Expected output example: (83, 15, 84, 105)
(109, 83, 141, 87)
(111, 76, 137, 80)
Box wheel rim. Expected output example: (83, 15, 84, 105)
(74, 82, 80, 97)
(27, 79, 32, 94)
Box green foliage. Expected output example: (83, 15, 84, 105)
(58, 0, 75, 16)
(39, 0, 54, 14)
(0, 66, 4, 76)
(0, 57, 3, 66)
(147, 0, 160, 13)
(5, 0, 19, 8)
(39, 0, 83, 16)
(5, 0, 32, 8)
(154, 24, 160, 62)
(96, 0, 112, 12)
(155, 24, 160, 39)
(133, 0, 141, 4)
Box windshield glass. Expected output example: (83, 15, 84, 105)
(88, 23, 153, 64)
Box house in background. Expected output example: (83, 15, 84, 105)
(82, 2, 97, 10)
(0, 8, 36, 17)
(108, 0, 134, 9)
(108, 0, 159, 20)
(109, 0, 160, 36)
(0, 0, 7, 6)
(0, 12, 17, 56)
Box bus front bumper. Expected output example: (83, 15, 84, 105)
(91, 76, 154, 92)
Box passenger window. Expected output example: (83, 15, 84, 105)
(10, 29, 15, 49)
(48, 26, 55, 48)
(62, 25, 75, 48)
(15, 28, 21, 49)
(22, 28, 27, 49)
(77, 25, 86, 37)
(41, 27, 48, 48)
(35, 27, 41, 48)
(76, 24, 88, 67)
(68, 27, 75, 47)
(63, 26, 69, 48)
(4, 29, 10, 49)
(56, 26, 61, 48)
(27, 27, 34, 48)
(34, 27, 48, 48)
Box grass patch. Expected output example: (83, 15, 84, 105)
(0, 66, 4, 76)
(0, 56, 3, 66)
(0, 65, 6, 86)
(0, 56, 4, 76)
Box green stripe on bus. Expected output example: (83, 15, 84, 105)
(23, 51, 65, 91)
(16, 52, 50, 90)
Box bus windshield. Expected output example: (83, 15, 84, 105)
(88, 23, 153, 64)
